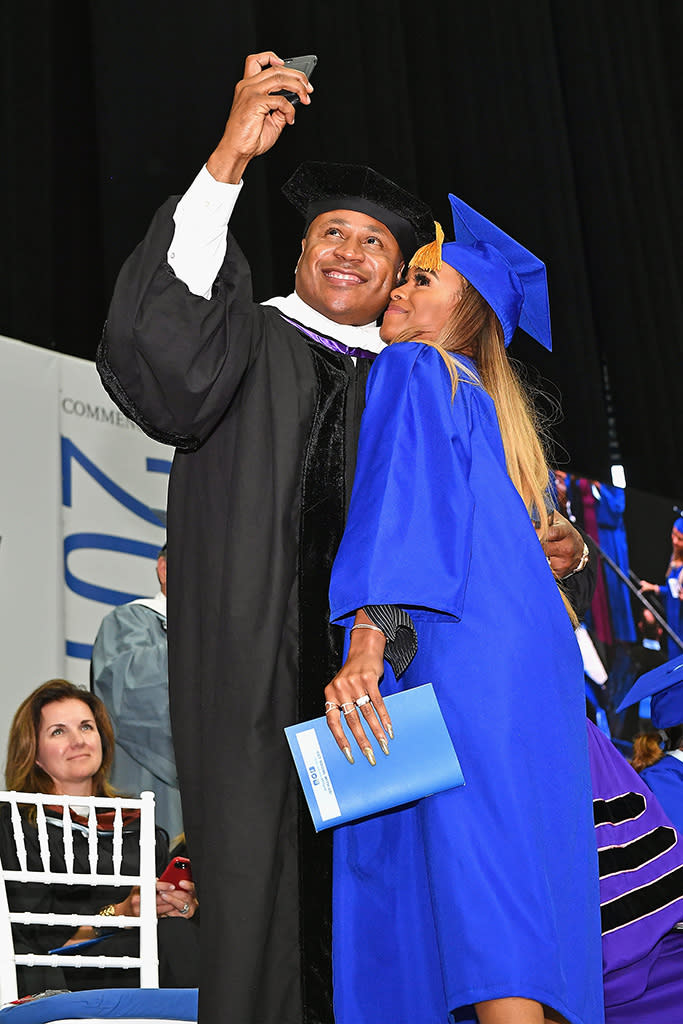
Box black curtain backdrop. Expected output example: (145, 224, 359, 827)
(2, 1, 681, 499)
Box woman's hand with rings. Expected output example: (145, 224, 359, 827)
(155, 878, 199, 919)
(324, 612, 393, 765)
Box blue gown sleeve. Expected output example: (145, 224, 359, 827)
(329, 342, 475, 626)
(641, 759, 683, 835)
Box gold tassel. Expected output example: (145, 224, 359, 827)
(409, 221, 444, 272)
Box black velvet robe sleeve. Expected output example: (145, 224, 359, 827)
(562, 530, 598, 622)
(97, 197, 263, 451)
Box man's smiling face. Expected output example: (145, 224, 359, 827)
(294, 209, 403, 326)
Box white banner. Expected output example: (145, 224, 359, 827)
(0, 334, 173, 766)
(0, 336, 62, 738)
(59, 353, 171, 684)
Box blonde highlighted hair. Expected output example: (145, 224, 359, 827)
(395, 278, 578, 626)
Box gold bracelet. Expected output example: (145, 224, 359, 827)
(93, 903, 117, 936)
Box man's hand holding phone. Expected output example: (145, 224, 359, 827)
(207, 50, 316, 184)
(271, 55, 317, 104)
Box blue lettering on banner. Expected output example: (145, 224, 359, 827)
(62, 437, 167, 525)
(146, 457, 172, 475)
(64, 533, 161, 606)
(66, 641, 94, 660)
(61, 436, 168, 659)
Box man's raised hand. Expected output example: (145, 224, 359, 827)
(207, 51, 313, 184)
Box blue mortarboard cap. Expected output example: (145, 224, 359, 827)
(674, 516, 683, 533)
(440, 194, 552, 351)
(615, 655, 683, 728)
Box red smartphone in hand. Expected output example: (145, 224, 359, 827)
(159, 856, 192, 887)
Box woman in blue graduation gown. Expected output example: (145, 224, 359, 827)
(639, 517, 683, 658)
(324, 201, 604, 1024)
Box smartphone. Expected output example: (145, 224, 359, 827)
(271, 54, 318, 105)
(159, 856, 193, 887)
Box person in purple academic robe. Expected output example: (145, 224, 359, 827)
(587, 712, 683, 1023)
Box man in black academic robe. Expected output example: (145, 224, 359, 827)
(98, 50, 593, 1024)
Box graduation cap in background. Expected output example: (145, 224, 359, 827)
(282, 162, 434, 261)
(409, 194, 552, 351)
(616, 655, 683, 729)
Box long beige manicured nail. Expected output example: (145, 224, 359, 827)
(343, 746, 354, 764)
(379, 738, 389, 756)
(363, 746, 376, 766)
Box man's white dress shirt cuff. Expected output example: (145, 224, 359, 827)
(167, 165, 243, 298)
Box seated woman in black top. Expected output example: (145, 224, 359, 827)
(1, 678, 199, 996)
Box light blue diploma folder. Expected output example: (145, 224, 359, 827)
(285, 683, 464, 831)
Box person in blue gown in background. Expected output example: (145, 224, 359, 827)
(618, 655, 683, 835)
(324, 200, 604, 1024)
(639, 517, 683, 658)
